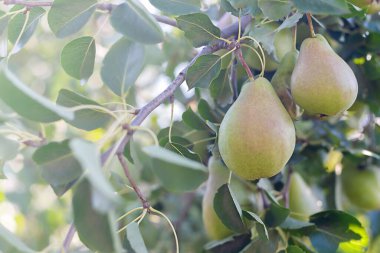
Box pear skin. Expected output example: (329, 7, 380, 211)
(202, 157, 233, 240)
(341, 165, 380, 210)
(271, 50, 303, 120)
(289, 172, 321, 216)
(290, 34, 358, 116)
(218, 77, 295, 180)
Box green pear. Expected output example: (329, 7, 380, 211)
(341, 164, 380, 210)
(202, 156, 233, 240)
(348, 0, 380, 14)
(271, 49, 303, 120)
(290, 34, 358, 116)
(274, 28, 294, 61)
(218, 77, 295, 180)
(245, 47, 278, 72)
(289, 172, 321, 216)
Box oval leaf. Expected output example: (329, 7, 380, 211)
(110, 1, 163, 44)
(101, 38, 145, 95)
(61, 36, 96, 81)
(292, 0, 349, 15)
(149, 0, 200, 15)
(0, 68, 74, 122)
(48, 0, 97, 38)
(124, 222, 149, 253)
(186, 54, 221, 89)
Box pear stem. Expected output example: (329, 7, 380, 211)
(306, 13, 316, 37)
(235, 44, 254, 81)
(292, 25, 297, 49)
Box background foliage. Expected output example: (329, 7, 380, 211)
(0, 0, 379, 252)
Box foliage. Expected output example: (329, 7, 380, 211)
(0, 0, 378, 253)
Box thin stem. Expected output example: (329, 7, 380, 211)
(168, 95, 174, 143)
(292, 25, 297, 49)
(152, 14, 177, 27)
(230, 56, 239, 101)
(241, 44, 264, 77)
(61, 224, 76, 253)
(282, 167, 293, 209)
(117, 153, 150, 209)
(235, 45, 254, 80)
(306, 13, 316, 37)
(117, 207, 143, 222)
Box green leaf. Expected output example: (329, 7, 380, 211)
(204, 233, 252, 253)
(214, 184, 246, 233)
(243, 211, 269, 239)
(101, 37, 145, 95)
(291, 0, 350, 15)
(198, 99, 220, 123)
(176, 13, 221, 48)
(110, 1, 163, 44)
(32, 140, 82, 186)
(0, 136, 19, 162)
(186, 54, 221, 89)
(8, 7, 45, 52)
(0, 223, 37, 253)
(264, 190, 291, 227)
(182, 107, 211, 131)
(149, 0, 200, 15)
(124, 222, 149, 253)
(0, 68, 74, 123)
(143, 145, 208, 192)
(210, 69, 233, 107)
(308, 210, 368, 253)
(241, 229, 281, 253)
(280, 217, 314, 231)
(279, 245, 306, 253)
(48, 0, 97, 38)
(258, 0, 293, 20)
(70, 139, 121, 212)
(73, 180, 117, 253)
(51, 181, 77, 197)
(165, 142, 201, 162)
(61, 36, 96, 81)
(57, 89, 111, 131)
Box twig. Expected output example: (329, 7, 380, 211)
(117, 152, 150, 209)
(152, 14, 177, 27)
(231, 54, 238, 101)
(235, 44, 254, 80)
(306, 13, 316, 37)
(61, 223, 76, 253)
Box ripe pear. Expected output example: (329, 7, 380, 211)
(348, 0, 380, 14)
(289, 172, 321, 216)
(271, 49, 303, 120)
(218, 77, 295, 180)
(202, 156, 233, 240)
(341, 164, 380, 210)
(290, 34, 358, 116)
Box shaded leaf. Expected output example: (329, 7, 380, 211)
(176, 13, 221, 48)
(48, 0, 97, 38)
(182, 107, 211, 131)
(214, 184, 246, 233)
(143, 145, 208, 192)
(165, 142, 202, 162)
(292, 0, 350, 15)
(0, 68, 73, 123)
(149, 0, 200, 15)
(101, 37, 145, 95)
(204, 233, 251, 253)
(258, 0, 293, 20)
(210, 69, 233, 107)
(186, 54, 221, 89)
(264, 190, 291, 227)
(61, 36, 96, 81)
(243, 211, 269, 239)
(111, 1, 163, 44)
(124, 222, 149, 253)
(198, 99, 220, 123)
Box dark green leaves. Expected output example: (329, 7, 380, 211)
(258, 0, 293, 20)
(61, 36, 96, 81)
(182, 107, 211, 131)
(176, 13, 221, 48)
(264, 191, 291, 227)
(48, 0, 97, 37)
(0, 68, 74, 123)
(292, 0, 350, 15)
(308, 210, 368, 253)
(149, 0, 200, 15)
(143, 146, 208, 192)
(111, 1, 163, 44)
(101, 38, 145, 95)
(186, 54, 221, 89)
(214, 184, 246, 233)
(57, 89, 111, 131)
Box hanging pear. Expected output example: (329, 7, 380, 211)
(289, 172, 321, 216)
(202, 156, 233, 240)
(290, 34, 358, 116)
(218, 77, 295, 180)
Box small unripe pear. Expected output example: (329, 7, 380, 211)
(290, 34, 358, 116)
(289, 172, 321, 216)
(202, 157, 233, 240)
(218, 77, 295, 180)
(341, 165, 380, 210)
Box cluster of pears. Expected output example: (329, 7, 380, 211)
(218, 32, 359, 181)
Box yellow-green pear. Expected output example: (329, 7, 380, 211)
(289, 172, 321, 216)
(290, 34, 358, 116)
(341, 164, 380, 210)
(218, 77, 296, 180)
(271, 49, 303, 120)
(202, 157, 233, 240)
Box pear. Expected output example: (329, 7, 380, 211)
(289, 172, 321, 216)
(218, 77, 295, 180)
(348, 0, 380, 14)
(341, 164, 380, 210)
(271, 49, 303, 120)
(202, 156, 233, 240)
(290, 34, 358, 116)
(245, 48, 278, 72)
